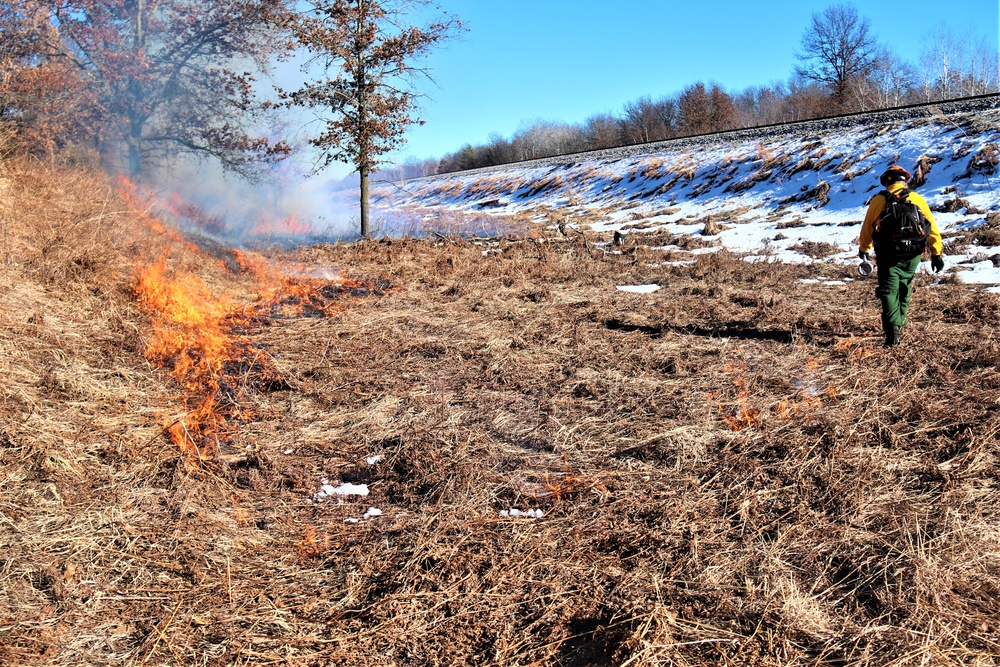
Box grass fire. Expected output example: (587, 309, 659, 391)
(3, 152, 1000, 666)
(3, 0, 999, 663)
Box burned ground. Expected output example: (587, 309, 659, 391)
(2, 160, 999, 666)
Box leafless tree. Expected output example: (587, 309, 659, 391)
(510, 120, 584, 161)
(851, 48, 917, 110)
(795, 4, 879, 108)
(620, 96, 676, 144)
(583, 113, 622, 150)
(919, 24, 999, 100)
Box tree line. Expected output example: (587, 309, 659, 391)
(421, 6, 998, 177)
(0, 2, 996, 234)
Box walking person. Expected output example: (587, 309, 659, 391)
(858, 165, 945, 348)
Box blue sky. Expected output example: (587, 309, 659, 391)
(379, 0, 998, 168)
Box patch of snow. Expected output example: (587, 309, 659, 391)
(616, 284, 660, 293)
(375, 107, 1000, 273)
(345, 508, 382, 523)
(332, 483, 370, 496)
(365, 455, 382, 466)
(500, 508, 544, 518)
(314, 480, 371, 502)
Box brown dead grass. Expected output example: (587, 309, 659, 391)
(2, 158, 1000, 666)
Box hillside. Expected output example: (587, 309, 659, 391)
(374, 96, 1000, 288)
(2, 110, 1000, 666)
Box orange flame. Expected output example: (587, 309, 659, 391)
(250, 212, 313, 238)
(718, 363, 760, 431)
(133, 255, 267, 460)
(834, 337, 878, 363)
(121, 179, 390, 463)
(159, 192, 230, 235)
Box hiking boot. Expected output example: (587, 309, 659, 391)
(882, 316, 901, 348)
(883, 323, 901, 348)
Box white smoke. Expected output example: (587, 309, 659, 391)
(143, 154, 363, 244)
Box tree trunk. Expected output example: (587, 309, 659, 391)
(355, 0, 370, 239)
(127, 137, 142, 181)
(127, 113, 143, 181)
(128, 1, 145, 181)
(359, 165, 370, 238)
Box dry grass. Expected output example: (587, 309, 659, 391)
(2, 159, 1000, 666)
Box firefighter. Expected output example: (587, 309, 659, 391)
(858, 165, 944, 348)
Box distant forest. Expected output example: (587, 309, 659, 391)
(387, 6, 999, 179)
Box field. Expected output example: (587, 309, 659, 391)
(2, 159, 1000, 666)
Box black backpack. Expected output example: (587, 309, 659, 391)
(874, 188, 931, 257)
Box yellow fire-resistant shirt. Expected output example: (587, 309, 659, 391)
(859, 181, 943, 256)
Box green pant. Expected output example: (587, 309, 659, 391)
(875, 254, 922, 327)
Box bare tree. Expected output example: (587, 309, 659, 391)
(795, 4, 879, 108)
(621, 96, 676, 144)
(282, 0, 461, 238)
(919, 24, 999, 100)
(509, 120, 584, 161)
(734, 84, 795, 126)
(851, 48, 917, 110)
(583, 113, 622, 150)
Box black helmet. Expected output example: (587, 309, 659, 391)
(880, 165, 911, 187)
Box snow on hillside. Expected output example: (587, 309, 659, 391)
(373, 105, 1000, 290)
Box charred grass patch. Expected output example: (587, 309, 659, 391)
(3, 162, 1000, 665)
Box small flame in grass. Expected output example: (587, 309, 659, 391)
(160, 192, 230, 236)
(118, 177, 204, 255)
(512, 462, 606, 502)
(719, 362, 760, 431)
(834, 337, 877, 363)
(773, 357, 841, 420)
(774, 394, 823, 420)
(294, 526, 330, 557)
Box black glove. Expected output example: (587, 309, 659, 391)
(931, 255, 945, 273)
(858, 250, 870, 261)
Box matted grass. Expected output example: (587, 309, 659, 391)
(2, 159, 999, 666)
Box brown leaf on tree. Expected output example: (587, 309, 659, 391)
(281, 0, 463, 237)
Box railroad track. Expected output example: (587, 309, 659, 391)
(417, 93, 1000, 181)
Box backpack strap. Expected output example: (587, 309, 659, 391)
(880, 188, 910, 203)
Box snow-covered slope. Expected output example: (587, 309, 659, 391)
(374, 99, 1000, 289)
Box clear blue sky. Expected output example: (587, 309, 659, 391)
(383, 0, 998, 167)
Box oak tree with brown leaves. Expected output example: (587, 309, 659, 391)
(0, 0, 291, 179)
(282, 0, 461, 238)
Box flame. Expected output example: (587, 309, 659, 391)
(250, 212, 313, 238)
(134, 255, 274, 460)
(118, 177, 206, 255)
(834, 337, 877, 362)
(719, 362, 760, 431)
(122, 183, 386, 463)
(773, 393, 823, 420)
(160, 192, 230, 236)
